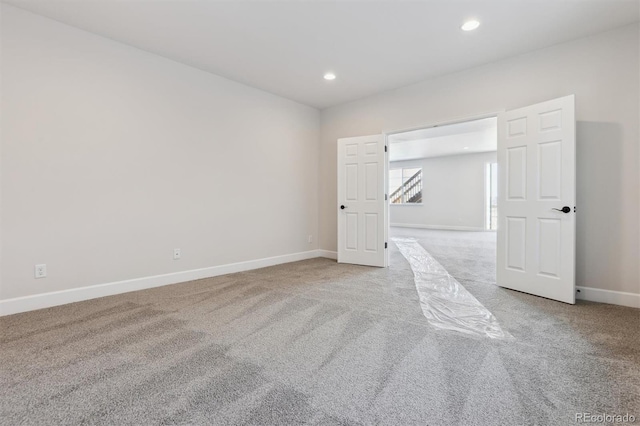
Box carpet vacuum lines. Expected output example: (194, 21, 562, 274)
(392, 237, 513, 340)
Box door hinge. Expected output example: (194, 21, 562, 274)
(385, 193, 388, 200)
(385, 242, 388, 249)
(384, 145, 387, 152)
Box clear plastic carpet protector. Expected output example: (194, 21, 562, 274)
(392, 237, 512, 340)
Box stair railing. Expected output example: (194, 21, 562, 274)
(390, 169, 422, 203)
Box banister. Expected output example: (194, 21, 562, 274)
(390, 169, 422, 203)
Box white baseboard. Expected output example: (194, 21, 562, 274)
(317, 250, 337, 260)
(391, 223, 488, 232)
(0, 249, 324, 317)
(4, 251, 636, 316)
(576, 286, 640, 308)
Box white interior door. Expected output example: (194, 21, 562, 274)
(497, 95, 576, 304)
(337, 135, 387, 267)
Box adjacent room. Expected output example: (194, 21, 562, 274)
(1, 1, 639, 425)
(389, 118, 496, 236)
(388, 118, 500, 331)
(388, 118, 498, 232)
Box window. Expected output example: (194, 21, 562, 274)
(389, 167, 422, 204)
(486, 162, 498, 230)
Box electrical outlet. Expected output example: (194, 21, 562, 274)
(173, 248, 181, 260)
(308, 235, 313, 243)
(35, 264, 47, 279)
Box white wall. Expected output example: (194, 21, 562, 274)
(320, 24, 640, 296)
(390, 152, 496, 230)
(0, 5, 320, 302)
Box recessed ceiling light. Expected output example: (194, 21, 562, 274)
(464, 146, 470, 149)
(324, 72, 336, 81)
(461, 20, 480, 31)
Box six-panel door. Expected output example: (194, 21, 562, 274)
(337, 135, 386, 267)
(497, 95, 576, 304)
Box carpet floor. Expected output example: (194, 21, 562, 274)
(1, 228, 638, 425)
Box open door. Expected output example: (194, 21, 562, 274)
(497, 95, 576, 303)
(337, 135, 387, 267)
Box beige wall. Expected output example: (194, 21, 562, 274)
(320, 24, 640, 295)
(2, 5, 639, 304)
(1, 5, 320, 300)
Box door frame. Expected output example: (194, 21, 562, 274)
(484, 160, 499, 231)
(382, 111, 502, 266)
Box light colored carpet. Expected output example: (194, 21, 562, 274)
(1, 228, 638, 425)
(392, 236, 511, 340)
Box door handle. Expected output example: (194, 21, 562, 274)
(552, 206, 571, 213)
(340, 205, 347, 210)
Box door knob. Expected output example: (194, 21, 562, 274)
(552, 206, 571, 213)
(340, 205, 346, 210)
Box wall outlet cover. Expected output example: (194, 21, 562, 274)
(35, 264, 47, 279)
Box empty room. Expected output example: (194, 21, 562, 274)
(1, 1, 639, 425)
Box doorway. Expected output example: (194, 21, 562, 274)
(386, 116, 498, 284)
(387, 116, 498, 230)
(337, 96, 576, 304)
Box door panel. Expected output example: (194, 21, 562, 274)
(346, 213, 358, 250)
(538, 218, 561, 277)
(338, 135, 386, 267)
(538, 141, 562, 199)
(507, 146, 527, 199)
(497, 95, 576, 304)
(506, 217, 526, 271)
(365, 213, 378, 252)
(346, 164, 358, 200)
(365, 163, 378, 200)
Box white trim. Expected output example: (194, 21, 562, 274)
(0, 250, 322, 317)
(485, 161, 490, 230)
(384, 133, 390, 267)
(383, 111, 500, 137)
(318, 250, 338, 260)
(391, 223, 488, 232)
(576, 286, 640, 308)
